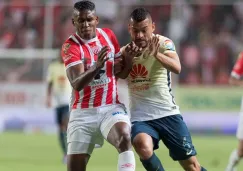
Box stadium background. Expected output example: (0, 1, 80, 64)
(0, 0, 243, 170)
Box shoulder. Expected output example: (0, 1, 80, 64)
(157, 34, 174, 45)
(100, 28, 114, 34)
(156, 34, 176, 52)
(61, 36, 81, 61)
(99, 28, 117, 39)
(62, 36, 80, 51)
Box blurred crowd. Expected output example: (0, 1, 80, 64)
(1, 0, 243, 85)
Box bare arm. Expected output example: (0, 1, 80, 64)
(148, 36, 181, 74)
(155, 52, 181, 74)
(66, 63, 103, 91)
(46, 81, 53, 107)
(115, 55, 133, 79)
(47, 82, 53, 97)
(67, 46, 109, 91)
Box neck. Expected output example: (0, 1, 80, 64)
(77, 32, 96, 40)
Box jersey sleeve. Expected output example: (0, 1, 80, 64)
(61, 41, 83, 69)
(231, 52, 243, 79)
(159, 36, 176, 54)
(102, 28, 121, 58)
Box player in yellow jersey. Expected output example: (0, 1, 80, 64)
(116, 8, 207, 171)
(46, 54, 72, 164)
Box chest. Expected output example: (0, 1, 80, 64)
(81, 41, 115, 71)
(128, 55, 164, 81)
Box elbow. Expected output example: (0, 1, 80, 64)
(173, 65, 181, 74)
(71, 82, 83, 91)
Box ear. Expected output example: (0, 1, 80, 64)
(128, 24, 132, 34)
(96, 16, 99, 25)
(152, 22, 155, 32)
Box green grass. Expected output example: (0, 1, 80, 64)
(0, 132, 242, 171)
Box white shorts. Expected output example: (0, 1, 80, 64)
(67, 104, 130, 155)
(237, 98, 243, 139)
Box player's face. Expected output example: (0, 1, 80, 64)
(72, 9, 99, 40)
(128, 18, 155, 48)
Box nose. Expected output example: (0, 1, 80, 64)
(136, 32, 143, 39)
(83, 21, 89, 27)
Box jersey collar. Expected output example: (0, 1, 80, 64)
(75, 32, 98, 44)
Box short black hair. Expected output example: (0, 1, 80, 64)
(130, 7, 151, 22)
(74, 0, 95, 11)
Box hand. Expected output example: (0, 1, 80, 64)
(147, 36, 160, 57)
(97, 46, 109, 68)
(124, 41, 142, 60)
(114, 56, 124, 74)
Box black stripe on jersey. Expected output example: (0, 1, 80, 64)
(167, 70, 176, 105)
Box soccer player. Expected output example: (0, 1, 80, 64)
(46, 54, 71, 164)
(116, 8, 207, 171)
(61, 1, 139, 171)
(226, 52, 243, 171)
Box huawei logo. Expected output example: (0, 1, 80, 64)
(130, 64, 148, 79)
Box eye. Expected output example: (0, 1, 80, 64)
(133, 29, 138, 33)
(87, 18, 93, 22)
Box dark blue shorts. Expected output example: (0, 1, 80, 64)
(55, 105, 69, 125)
(131, 114, 197, 161)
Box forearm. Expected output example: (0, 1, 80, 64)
(116, 63, 133, 79)
(47, 82, 52, 98)
(155, 52, 181, 74)
(71, 64, 102, 91)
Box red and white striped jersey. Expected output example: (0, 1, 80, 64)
(231, 52, 243, 79)
(61, 28, 121, 109)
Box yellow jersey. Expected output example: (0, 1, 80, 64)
(125, 34, 180, 121)
(47, 60, 72, 106)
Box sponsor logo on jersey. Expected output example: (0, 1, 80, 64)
(91, 46, 101, 55)
(91, 46, 114, 60)
(129, 64, 151, 91)
(89, 68, 110, 88)
(62, 43, 72, 62)
(130, 64, 148, 79)
(164, 39, 175, 51)
(88, 77, 111, 87)
(62, 43, 71, 54)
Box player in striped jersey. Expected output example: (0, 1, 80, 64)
(226, 52, 243, 171)
(116, 8, 207, 171)
(61, 1, 140, 171)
